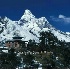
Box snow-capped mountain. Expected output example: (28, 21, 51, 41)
(0, 9, 70, 43)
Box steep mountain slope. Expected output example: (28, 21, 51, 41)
(0, 9, 70, 43)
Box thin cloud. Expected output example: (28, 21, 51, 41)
(50, 15, 70, 24)
(58, 15, 65, 18)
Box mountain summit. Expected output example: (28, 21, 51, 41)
(21, 9, 35, 20)
(0, 9, 70, 43)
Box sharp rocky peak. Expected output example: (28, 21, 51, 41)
(0, 9, 70, 43)
(21, 9, 35, 21)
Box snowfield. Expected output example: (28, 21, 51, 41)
(0, 9, 70, 42)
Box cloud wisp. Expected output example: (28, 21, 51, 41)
(50, 14, 70, 24)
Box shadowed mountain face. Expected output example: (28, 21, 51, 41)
(0, 9, 70, 43)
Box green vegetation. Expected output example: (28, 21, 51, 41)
(0, 31, 70, 69)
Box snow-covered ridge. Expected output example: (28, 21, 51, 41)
(0, 9, 70, 43)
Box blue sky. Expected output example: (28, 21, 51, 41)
(0, 0, 70, 32)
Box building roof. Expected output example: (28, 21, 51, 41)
(12, 37, 24, 39)
(6, 39, 22, 42)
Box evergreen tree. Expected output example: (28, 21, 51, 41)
(27, 39, 36, 52)
(23, 53, 39, 69)
(0, 48, 21, 69)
